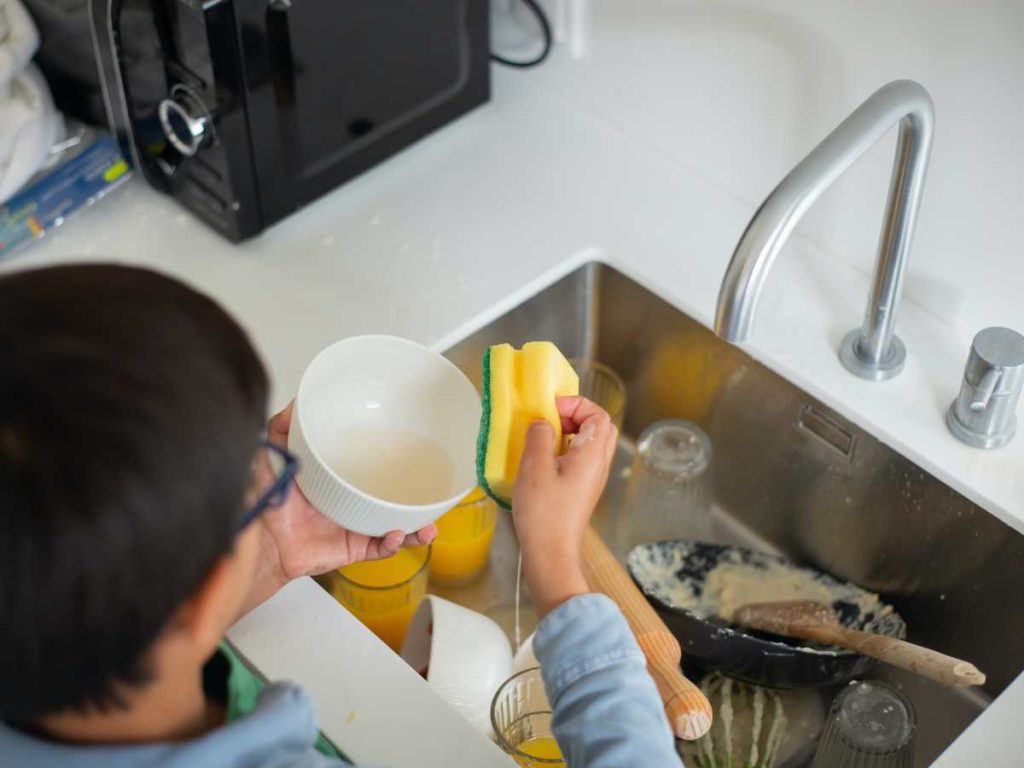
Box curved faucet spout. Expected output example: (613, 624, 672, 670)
(714, 80, 934, 381)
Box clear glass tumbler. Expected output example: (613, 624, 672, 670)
(328, 545, 431, 652)
(810, 680, 916, 768)
(623, 419, 712, 550)
(569, 358, 627, 431)
(491, 667, 565, 767)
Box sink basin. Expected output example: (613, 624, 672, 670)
(436, 261, 1024, 766)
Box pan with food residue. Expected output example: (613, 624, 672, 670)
(627, 540, 906, 689)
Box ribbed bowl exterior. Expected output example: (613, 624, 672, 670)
(288, 393, 464, 537)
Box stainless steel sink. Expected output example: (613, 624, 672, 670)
(437, 261, 1024, 766)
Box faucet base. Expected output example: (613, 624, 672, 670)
(947, 402, 1015, 449)
(839, 329, 906, 381)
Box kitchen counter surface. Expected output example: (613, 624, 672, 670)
(3, 2, 1022, 764)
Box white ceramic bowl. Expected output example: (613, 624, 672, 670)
(289, 335, 481, 535)
(400, 595, 513, 735)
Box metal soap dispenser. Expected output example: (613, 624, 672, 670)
(947, 327, 1024, 448)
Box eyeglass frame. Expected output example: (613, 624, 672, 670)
(238, 439, 299, 530)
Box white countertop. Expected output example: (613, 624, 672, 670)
(4, 1, 1022, 764)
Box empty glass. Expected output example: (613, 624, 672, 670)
(811, 680, 916, 768)
(623, 419, 712, 549)
(491, 667, 565, 766)
(569, 358, 627, 430)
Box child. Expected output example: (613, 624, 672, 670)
(0, 264, 679, 766)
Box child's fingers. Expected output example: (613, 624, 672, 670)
(601, 424, 619, 482)
(556, 396, 584, 432)
(573, 408, 612, 444)
(372, 530, 405, 559)
(563, 410, 613, 460)
(556, 396, 610, 434)
(519, 420, 559, 477)
(559, 411, 617, 482)
(605, 424, 619, 465)
(404, 523, 437, 547)
(267, 401, 295, 445)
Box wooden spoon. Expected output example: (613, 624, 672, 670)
(581, 525, 714, 740)
(733, 600, 986, 688)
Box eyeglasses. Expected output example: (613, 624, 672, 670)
(239, 440, 299, 530)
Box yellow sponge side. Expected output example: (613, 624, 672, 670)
(481, 342, 579, 506)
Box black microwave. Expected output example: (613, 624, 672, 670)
(90, 0, 490, 241)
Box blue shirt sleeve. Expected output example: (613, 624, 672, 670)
(533, 594, 683, 767)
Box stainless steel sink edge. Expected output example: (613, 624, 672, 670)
(426, 245, 605, 357)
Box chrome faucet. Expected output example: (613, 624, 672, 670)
(714, 80, 935, 380)
(947, 327, 1024, 448)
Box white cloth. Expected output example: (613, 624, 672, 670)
(0, 0, 38, 85)
(0, 0, 61, 204)
(0, 64, 61, 203)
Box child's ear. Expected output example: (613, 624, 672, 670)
(169, 554, 238, 651)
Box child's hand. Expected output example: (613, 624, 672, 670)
(512, 396, 618, 618)
(241, 403, 437, 615)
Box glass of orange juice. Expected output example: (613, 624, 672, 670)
(491, 667, 565, 767)
(328, 545, 430, 651)
(429, 487, 498, 587)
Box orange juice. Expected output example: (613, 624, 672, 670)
(332, 546, 429, 651)
(429, 487, 498, 586)
(493, 668, 564, 767)
(514, 737, 564, 765)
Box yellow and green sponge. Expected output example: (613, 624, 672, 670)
(476, 342, 579, 508)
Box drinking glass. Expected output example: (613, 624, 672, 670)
(327, 545, 431, 651)
(810, 680, 916, 768)
(491, 667, 565, 767)
(430, 487, 499, 586)
(623, 419, 712, 549)
(569, 358, 627, 430)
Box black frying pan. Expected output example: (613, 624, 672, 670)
(627, 540, 906, 690)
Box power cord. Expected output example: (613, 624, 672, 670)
(491, 0, 553, 68)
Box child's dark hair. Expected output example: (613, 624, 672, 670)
(0, 264, 268, 720)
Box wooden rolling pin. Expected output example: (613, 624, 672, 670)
(580, 525, 713, 740)
(733, 600, 987, 688)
